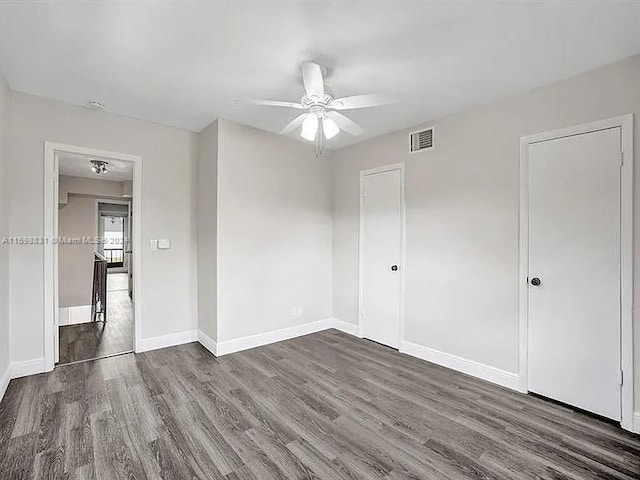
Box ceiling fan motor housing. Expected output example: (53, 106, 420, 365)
(308, 105, 327, 118)
(301, 93, 333, 108)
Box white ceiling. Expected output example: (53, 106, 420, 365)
(1, 1, 639, 149)
(59, 152, 133, 182)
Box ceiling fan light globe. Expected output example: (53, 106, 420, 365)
(301, 128, 317, 141)
(301, 113, 318, 141)
(323, 117, 339, 139)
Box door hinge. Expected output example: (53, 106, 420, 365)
(620, 368, 624, 386)
(620, 151, 624, 166)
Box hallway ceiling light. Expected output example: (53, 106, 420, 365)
(90, 159, 109, 174)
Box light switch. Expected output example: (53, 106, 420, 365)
(150, 240, 158, 251)
(158, 239, 171, 250)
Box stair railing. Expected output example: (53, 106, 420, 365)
(91, 252, 108, 322)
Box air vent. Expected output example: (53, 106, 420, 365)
(410, 128, 434, 153)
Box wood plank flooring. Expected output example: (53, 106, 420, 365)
(1, 329, 639, 479)
(58, 274, 133, 365)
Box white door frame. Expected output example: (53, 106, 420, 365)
(43, 142, 143, 371)
(357, 163, 406, 344)
(518, 114, 634, 431)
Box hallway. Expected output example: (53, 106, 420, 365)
(58, 273, 133, 365)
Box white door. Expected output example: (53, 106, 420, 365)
(360, 167, 403, 348)
(528, 127, 621, 421)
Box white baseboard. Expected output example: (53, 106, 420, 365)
(10, 357, 46, 379)
(59, 305, 92, 326)
(215, 318, 336, 357)
(0, 364, 10, 402)
(198, 330, 218, 356)
(1, 357, 47, 401)
(400, 341, 520, 391)
(114, 313, 522, 400)
(332, 318, 360, 337)
(136, 330, 198, 353)
(196, 317, 521, 394)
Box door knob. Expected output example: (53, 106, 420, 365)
(530, 277, 541, 286)
(391, 265, 398, 272)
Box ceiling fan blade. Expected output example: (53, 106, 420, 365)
(329, 94, 393, 110)
(238, 99, 305, 109)
(280, 113, 308, 134)
(326, 111, 363, 136)
(301, 62, 325, 98)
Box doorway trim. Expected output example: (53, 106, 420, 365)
(357, 163, 406, 345)
(518, 114, 634, 431)
(43, 142, 143, 372)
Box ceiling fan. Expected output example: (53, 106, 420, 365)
(242, 62, 392, 153)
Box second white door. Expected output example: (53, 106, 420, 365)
(527, 126, 622, 421)
(360, 167, 403, 349)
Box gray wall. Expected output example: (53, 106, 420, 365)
(0, 70, 9, 382)
(59, 175, 126, 204)
(216, 119, 332, 342)
(197, 120, 218, 341)
(330, 54, 640, 408)
(7, 91, 198, 363)
(58, 194, 96, 307)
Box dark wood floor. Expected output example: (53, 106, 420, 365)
(58, 274, 133, 365)
(1, 329, 639, 479)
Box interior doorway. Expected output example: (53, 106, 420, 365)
(56, 159, 136, 365)
(43, 143, 143, 370)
